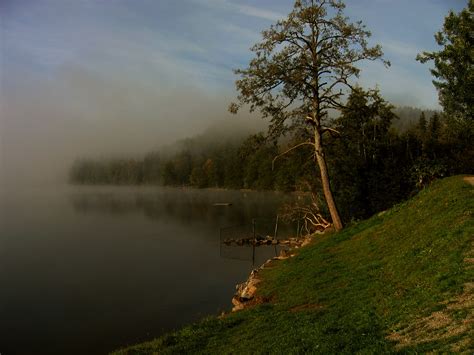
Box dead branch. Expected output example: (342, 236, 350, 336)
(279, 185, 332, 236)
(321, 127, 341, 137)
(272, 141, 315, 170)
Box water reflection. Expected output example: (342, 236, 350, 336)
(0, 186, 295, 355)
(70, 187, 296, 265)
(69, 186, 293, 228)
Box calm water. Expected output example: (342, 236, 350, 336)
(0, 185, 294, 355)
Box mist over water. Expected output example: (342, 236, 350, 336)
(1, 64, 267, 186)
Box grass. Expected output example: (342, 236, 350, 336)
(113, 175, 473, 354)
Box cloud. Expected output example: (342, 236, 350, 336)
(382, 40, 421, 61)
(233, 2, 284, 21)
(358, 61, 440, 109)
(191, 0, 284, 21)
(220, 23, 260, 42)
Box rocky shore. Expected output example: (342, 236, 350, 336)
(230, 234, 314, 312)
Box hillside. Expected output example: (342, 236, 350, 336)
(114, 176, 473, 354)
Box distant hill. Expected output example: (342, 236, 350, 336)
(393, 106, 439, 131)
(158, 118, 266, 157)
(160, 105, 440, 154)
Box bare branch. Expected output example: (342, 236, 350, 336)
(321, 127, 341, 137)
(272, 141, 315, 170)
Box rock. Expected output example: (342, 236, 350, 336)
(232, 296, 242, 307)
(241, 285, 257, 300)
(261, 259, 273, 268)
(233, 269, 261, 308)
(279, 249, 289, 257)
(231, 298, 245, 312)
(231, 231, 317, 312)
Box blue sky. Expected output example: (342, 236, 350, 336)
(0, 0, 469, 183)
(2, 0, 467, 106)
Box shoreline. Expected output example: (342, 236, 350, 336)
(228, 234, 317, 313)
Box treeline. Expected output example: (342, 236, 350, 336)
(69, 100, 472, 222)
(69, 133, 316, 191)
(327, 91, 473, 221)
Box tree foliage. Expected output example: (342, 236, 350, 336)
(230, 0, 388, 128)
(417, 0, 474, 121)
(230, 0, 389, 230)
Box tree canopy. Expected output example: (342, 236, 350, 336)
(230, 0, 389, 230)
(417, 0, 473, 121)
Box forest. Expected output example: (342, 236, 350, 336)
(69, 104, 472, 223)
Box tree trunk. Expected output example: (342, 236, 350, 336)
(314, 129, 343, 231)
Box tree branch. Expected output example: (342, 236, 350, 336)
(272, 141, 315, 170)
(321, 127, 341, 137)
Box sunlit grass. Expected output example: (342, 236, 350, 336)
(114, 176, 473, 354)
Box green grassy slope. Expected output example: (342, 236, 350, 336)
(114, 176, 473, 354)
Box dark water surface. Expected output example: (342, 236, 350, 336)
(0, 185, 293, 355)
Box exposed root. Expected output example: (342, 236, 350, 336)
(279, 183, 332, 236)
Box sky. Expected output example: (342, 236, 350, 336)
(0, 0, 468, 184)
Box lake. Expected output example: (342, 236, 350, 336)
(0, 185, 295, 354)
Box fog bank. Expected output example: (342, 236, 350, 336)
(0, 66, 264, 187)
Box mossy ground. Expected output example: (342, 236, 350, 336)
(114, 176, 473, 354)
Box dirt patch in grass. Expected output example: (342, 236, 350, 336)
(387, 240, 474, 352)
(463, 176, 474, 185)
(387, 286, 473, 350)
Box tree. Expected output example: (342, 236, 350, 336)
(417, 0, 473, 121)
(202, 159, 218, 187)
(190, 166, 208, 188)
(229, 0, 388, 231)
(162, 161, 177, 185)
(328, 88, 398, 219)
(418, 112, 427, 134)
